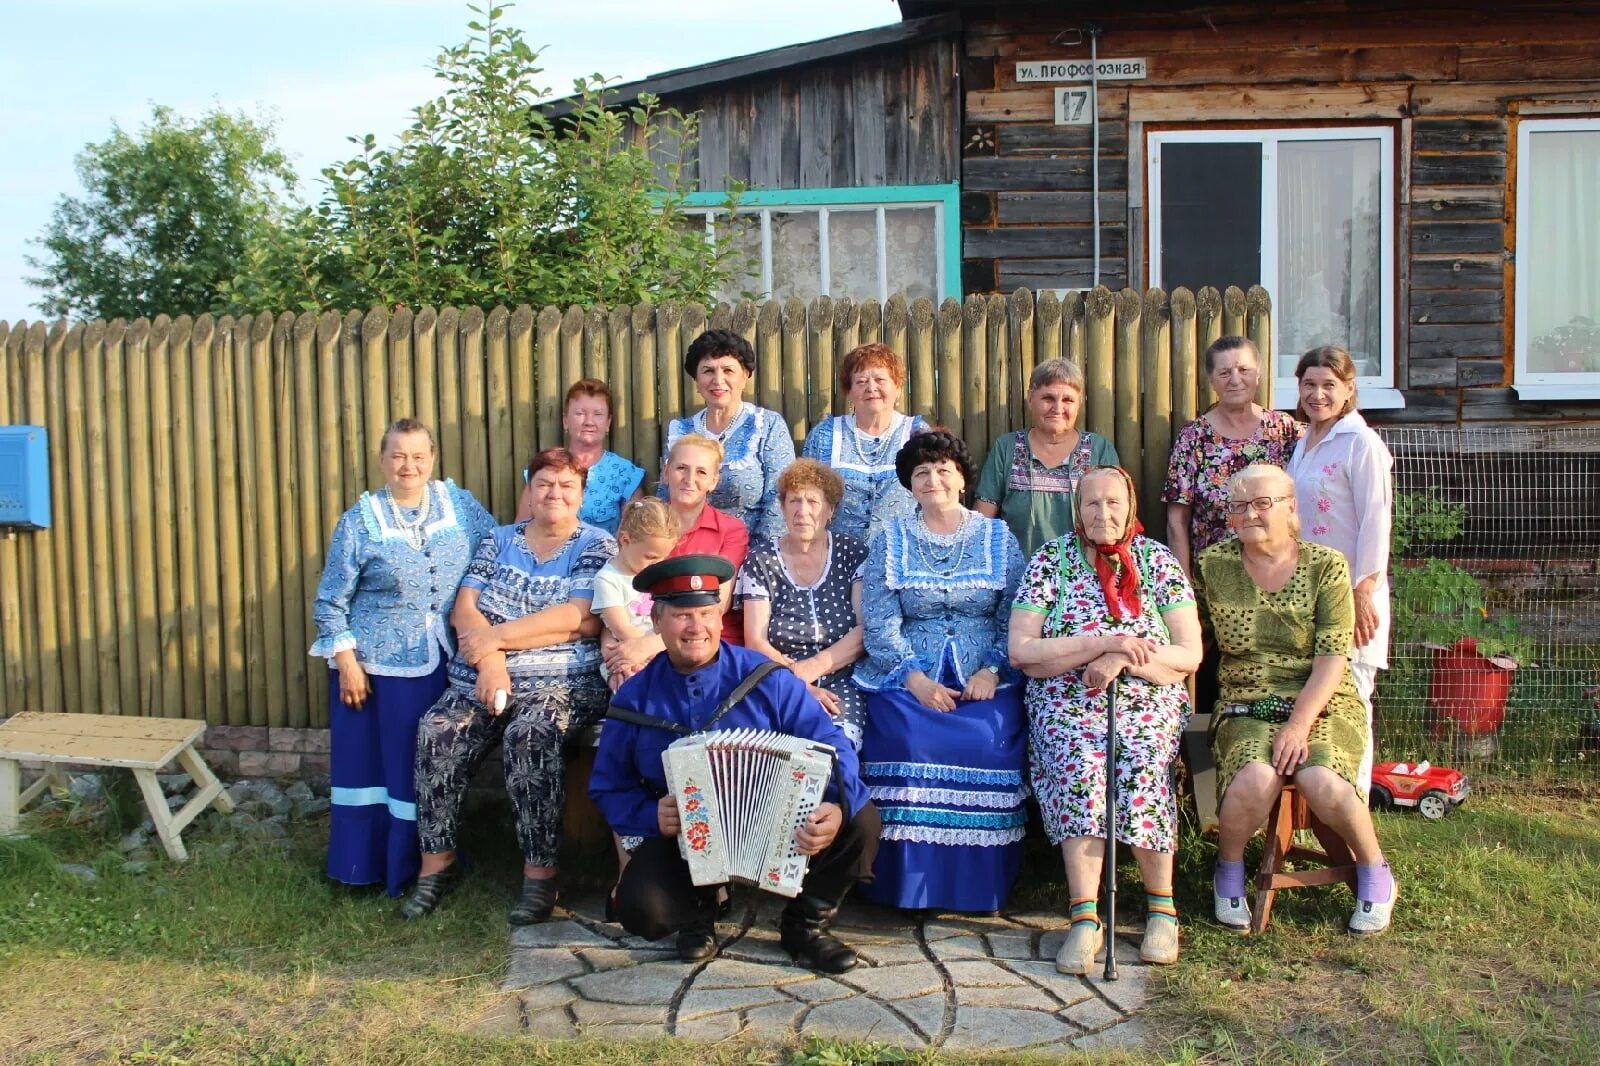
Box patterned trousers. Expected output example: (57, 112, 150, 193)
(414, 672, 609, 867)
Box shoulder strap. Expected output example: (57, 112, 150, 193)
(700, 659, 785, 732)
(604, 705, 692, 735)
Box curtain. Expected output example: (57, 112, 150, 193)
(1526, 129, 1600, 374)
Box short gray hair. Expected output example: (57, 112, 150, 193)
(1228, 464, 1299, 537)
(1028, 358, 1085, 394)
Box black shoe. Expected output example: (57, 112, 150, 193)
(508, 876, 559, 925)
(780, 893, 859, 974)
(397, 864, 463, 921)
(676, 924, 719, 962)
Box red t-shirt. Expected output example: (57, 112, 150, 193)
(670, 504, 750, 645)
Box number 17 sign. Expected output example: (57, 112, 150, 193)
(1054, 88, 1093, 126)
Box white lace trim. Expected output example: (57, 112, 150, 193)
(869, 785, 1026, 809)
(880, 824, 1027, 847)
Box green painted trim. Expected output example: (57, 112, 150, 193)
(679, 183, 962, 301)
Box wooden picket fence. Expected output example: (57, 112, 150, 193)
(0, 285, 1272, 728)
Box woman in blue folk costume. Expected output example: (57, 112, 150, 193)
(661, 328, 795, 542)
(801, 342, 928, 544)
(854, 429, 1028, 914)
(310, 418, 495, 896)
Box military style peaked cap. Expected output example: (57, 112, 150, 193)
(632, 553, 735, 606)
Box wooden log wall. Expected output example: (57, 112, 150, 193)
(957, 0, 1600, 423)
(0, 287, 1259, 726)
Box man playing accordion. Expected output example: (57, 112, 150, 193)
(590, 554, 881, 973)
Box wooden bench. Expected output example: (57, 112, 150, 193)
(0, 712, 236, 861)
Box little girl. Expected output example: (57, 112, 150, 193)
(592, 498, 681, 691)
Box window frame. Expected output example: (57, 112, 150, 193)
(1147, 126, 1402, 410)
(678, 183, 962, 305)
(1513, 116, 1600, 400)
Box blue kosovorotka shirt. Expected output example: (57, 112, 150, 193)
(310, 479, 496, 676)
(590, 643, 870, 841)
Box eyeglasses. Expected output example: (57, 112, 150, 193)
(1225, 495, 1291, 515)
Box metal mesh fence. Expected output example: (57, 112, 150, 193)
(1375, 425, 1600, 780)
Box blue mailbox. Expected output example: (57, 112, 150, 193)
(0, 426, 50, 529)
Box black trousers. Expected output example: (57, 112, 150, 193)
(616, 802, 881, 942)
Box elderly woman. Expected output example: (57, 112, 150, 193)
(1193, 464, 1396, 936)
(662, 328, 795, 540)
(1162, 337, 1303, 578)
(604, 433, 751, 681)
(564, 378, 645, 534)
(976, 358, 1119, 559)
(310, 418, 495, 896)
(855, 429, 1027, 914)
(400, 448, 614, 924)
(802, 342, 928, 543)
(1288, 346, 1393, 791)
(1010, 467, 1201, 972)
(738, 459, 869, 749)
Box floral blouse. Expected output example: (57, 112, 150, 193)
(802, 412, 928, 543)
(446, 522, 616, 696)
(662, 402, 795, 541)
(854, 512, 1024, 692)
(579, 450, 645, 535)
(1162, 410, 1303, 555)
(310, 479, 495, 677)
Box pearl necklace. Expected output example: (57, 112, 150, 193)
(384, 486, 431, 550)
(701, 402, 746, 443)
(914, 510, 972, 573)
(850, 413, 897, 467)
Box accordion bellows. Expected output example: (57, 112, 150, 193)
(662, 729, 835, 897)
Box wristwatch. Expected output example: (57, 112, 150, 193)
(981, 665, 1000, 677)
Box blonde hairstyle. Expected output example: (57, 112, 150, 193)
(617, 497, 682, 542)
(668, 432, 726, 467)
(778, 458, 845, 510)
(1228, 463, 1300, 537)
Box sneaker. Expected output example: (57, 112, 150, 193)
(1348, 882, 1398, 937)
(1140, 916, 1180, 964)
(1213, 890, 1251, 934)
(1054, 921, 1103, 975)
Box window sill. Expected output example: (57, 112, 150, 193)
(1513, 384, 1600, 401)
(1271, 385, 1406, 411)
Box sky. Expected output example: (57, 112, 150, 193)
(0, 0, 903, 319)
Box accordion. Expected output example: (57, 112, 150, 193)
(661, 728, 835, 897)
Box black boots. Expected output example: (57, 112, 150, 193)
(780, 893, 859, 974)
(676, 888, 721, 962)
(507, 876, 559, 925)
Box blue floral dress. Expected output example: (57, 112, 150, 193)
(802, 412, 928, 543)
(309, 479, 495, 895)
(854, 511, 1028, 913)
(1013, 534, 1194, 852)
(579, 450, 645, 535)
(662, 403, 795, 540)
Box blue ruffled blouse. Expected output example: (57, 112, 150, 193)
(802, 412, 928, 543)
(309, 479, 496, 677)
(854, 511, 1024, 692)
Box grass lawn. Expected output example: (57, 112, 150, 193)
(2, 787, 1597, 1064)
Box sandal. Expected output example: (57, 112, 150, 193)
(397, 864, 463, 921)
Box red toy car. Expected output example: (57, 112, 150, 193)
(1369, 761, 1471, 820)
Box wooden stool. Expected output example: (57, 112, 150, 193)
(0, 712, 235, 861)
(1252, 782, 1357, 934)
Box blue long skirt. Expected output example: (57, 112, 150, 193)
(327, 663, 446, 896)
(858, 682, 1028, 913)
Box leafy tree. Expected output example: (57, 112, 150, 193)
(230, 3, 738, 312)
(26, 105, 297, 320)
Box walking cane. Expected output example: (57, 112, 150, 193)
(1102, 674, 1120, 982)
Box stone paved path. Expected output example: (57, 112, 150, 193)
(484, 890, 1153, 1053)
